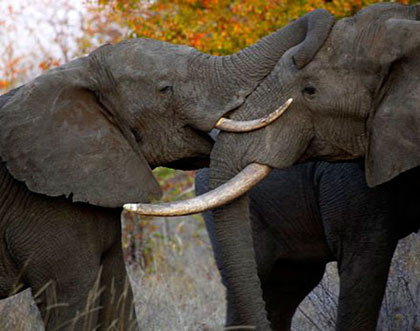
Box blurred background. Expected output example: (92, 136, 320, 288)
(0, 0, 419, 329)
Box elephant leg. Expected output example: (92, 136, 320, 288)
(18, 241, 102, 331)
(261, 260, 326, 331)
(5, 200, 130, 330)
(97, 234, 138, 331)
(336, 240, 398, 331)
(30, 270, 101, 330)
(316, 161, 399, 330)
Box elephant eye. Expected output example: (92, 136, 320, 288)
(159, 85, 173, 94)
(302, 86, 316, 96)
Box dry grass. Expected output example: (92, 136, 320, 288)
(293, 232, 420, 331)
(127, 216, 226, 331)
(0, 215, 418, 331)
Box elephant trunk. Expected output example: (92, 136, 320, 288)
(200, 81, 314, 328)
(184, 10, 333, 132)
(208, 154, 272, 330)
(219, 9, 334, 90)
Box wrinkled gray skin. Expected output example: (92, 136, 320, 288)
(0, 9, 333, 330)
(197, 163, 419, 330)
(209, 3, 420, 329)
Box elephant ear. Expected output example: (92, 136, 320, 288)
(366, 16, 420, 187)
(0, 57, 161, 207)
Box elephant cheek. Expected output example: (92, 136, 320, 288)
(299, 136, 354, 162)
(210, 105, 313, 172)
(241, 112, 314, 170)
(313, 113, 368, 159)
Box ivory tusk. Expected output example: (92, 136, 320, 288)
(215, 98, 293, 133)
(124, 163, 271, 216)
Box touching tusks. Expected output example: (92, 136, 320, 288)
(215, 98, 293, 133)
(124, 98, 291, 216)
(124, 163, 271, 216)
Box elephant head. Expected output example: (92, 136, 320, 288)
(130, 3, 420, 329)
(207, 3, 420, 187)
(0, 8, 332, 208)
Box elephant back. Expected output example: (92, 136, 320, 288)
(0, 86, 22, 110)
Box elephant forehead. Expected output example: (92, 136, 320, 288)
(325, 16, 382, 60)
(322, 18, 356, 58)
(107, 39, 191, 75)
(313, 19, 383, 75)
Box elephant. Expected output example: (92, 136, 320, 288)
(132, 3, 420, 330)
(205, 3, 420, 329)
(0, 9, 334, 330)
(196, 162, 419, 330)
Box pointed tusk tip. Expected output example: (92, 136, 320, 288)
(122, 163, 271, 217)
(123, 203, 141, 212)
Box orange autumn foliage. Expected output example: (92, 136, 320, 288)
(89, 0, 414, 55)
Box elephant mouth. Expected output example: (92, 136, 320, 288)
(147, 126, 214, 170)
(123, 98, 293, 216)
(162, 155, 210, 170)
